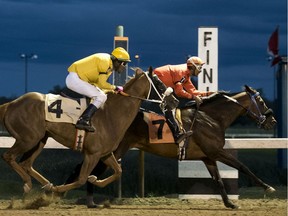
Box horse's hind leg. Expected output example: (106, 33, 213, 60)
(2, 142, 33, 193)
(217, 150, 275, 193)
(203, 159, 238, 209)
(87, 153, 122, 188)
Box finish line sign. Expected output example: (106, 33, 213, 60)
(198, 27, 218, 92)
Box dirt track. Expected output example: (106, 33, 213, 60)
(0, 196, 286, 216)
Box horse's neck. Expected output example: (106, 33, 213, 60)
(221, 91, 250, 126)
(104, 88, 146, 119)
(233, 92, 250, 110)
(199, 93, 249, 129)
(97, 75, 149, 141)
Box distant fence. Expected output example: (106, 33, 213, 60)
(0, 137, 287, 199)
(1, 137, 286, 150)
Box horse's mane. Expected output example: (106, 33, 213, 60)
(203, 91, 232, 103)
(202, 86, 258, 105)
(180, 89, 246, 109)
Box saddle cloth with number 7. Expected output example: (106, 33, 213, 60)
(45, 94, 87, 124)
(143, 112, 175, 144)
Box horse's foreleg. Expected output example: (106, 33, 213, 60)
(88, 153, 122, 188)
(217, 150, 275, 193)
(203, 159, 238, 209)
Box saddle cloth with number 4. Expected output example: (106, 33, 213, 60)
(45, 94, 87, 124)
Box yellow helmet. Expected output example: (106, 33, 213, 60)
(111, 47, 131, 62)
(187, 56, 205, 66)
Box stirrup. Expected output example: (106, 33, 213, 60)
(76, 119, 95, 132)
(76, 124, 95, 132)
(175, 130, 193, 144)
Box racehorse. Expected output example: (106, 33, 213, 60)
(67, 85, 277, 209)
(0, 68, 176, 194)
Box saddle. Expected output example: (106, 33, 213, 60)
(44, 93, 88, 151)
(45, 93, 87, 124)
(140, 99, 197, 160)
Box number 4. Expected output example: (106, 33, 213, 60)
(48, 100, 63, 118)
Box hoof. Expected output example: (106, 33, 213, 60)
(87, 203, 99, 208)
(23, 183, 31, 193)
(88, 175, 97, 183)
(42, 183, 53, 191)
(266, 186, 276, 193)
(225, 201, 239, 209)
(231, 204, 240, 209)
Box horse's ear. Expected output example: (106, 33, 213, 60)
(148, 66, 154, 76)
(135, 67, 143, 77)
(244, 85, 253, 93)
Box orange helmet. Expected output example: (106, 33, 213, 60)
(187, 56, 205, 72)
(111, 47, 131, 62)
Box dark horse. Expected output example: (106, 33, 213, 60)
(67, 85, 277, 209)
(0, 68, 175, 194)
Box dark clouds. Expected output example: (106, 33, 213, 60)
(0, 0, 287, 98)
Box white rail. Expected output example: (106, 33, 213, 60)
(0, 137, 287, 149)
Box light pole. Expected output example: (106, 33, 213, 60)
(20, 53, 38, 93)
(135, 54, 140, 67)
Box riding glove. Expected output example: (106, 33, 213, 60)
(194, 95, 203, 107)
(115, 86, 123, 93)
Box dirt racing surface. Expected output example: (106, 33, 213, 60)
(0, 195, 286, 216)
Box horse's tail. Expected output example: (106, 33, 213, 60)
(0, 103, 9, 124)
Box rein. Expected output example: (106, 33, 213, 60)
(223, 92, 268, 127)
(119, 72, 164, 104)
(189, 102, 200, 131)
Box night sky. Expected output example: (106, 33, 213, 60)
(0, 0, 287, 99)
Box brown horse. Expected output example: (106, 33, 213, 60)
(68, 85, 277, 209)
(0, 68, 175, 194)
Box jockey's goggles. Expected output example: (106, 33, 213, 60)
(116, 59, 128, 66)
(191, 61, 203, 71)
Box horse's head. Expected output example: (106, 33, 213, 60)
(123, 67, 151, 98)
(244, 85, 277, 130)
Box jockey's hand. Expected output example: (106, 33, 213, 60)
(163, 87, 173, 96)
(115, 86, 123, 93)
(194, 95, 203, 107)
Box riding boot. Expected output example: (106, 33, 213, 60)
(76, 104, 98, 132)
(165, 111, 193, 144)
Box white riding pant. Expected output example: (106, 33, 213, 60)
(65, 72, 107, 108)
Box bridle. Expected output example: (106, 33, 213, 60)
(223, 90, 273, 127)
(119, 71, 168, 105)
(246, 91, 270, 126)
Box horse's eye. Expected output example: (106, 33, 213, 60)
(256, 97, 263, 104)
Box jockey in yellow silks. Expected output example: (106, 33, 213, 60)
(66, 47, 131, 132)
